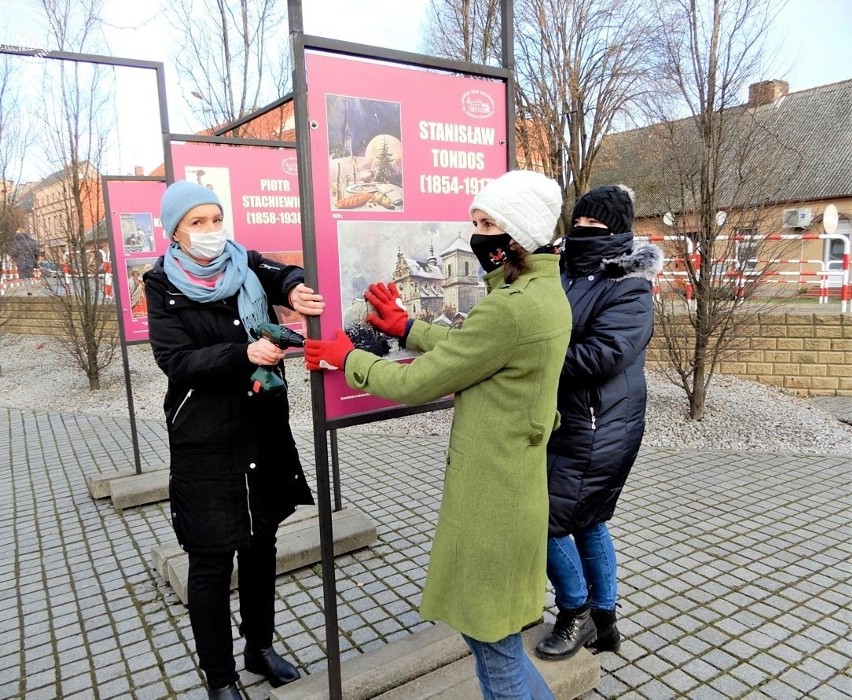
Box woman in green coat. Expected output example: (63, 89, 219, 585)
(306, 170, 571, 699)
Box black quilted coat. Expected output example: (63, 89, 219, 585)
(144, 252, 314, 554)
(547, 233, 664, 538)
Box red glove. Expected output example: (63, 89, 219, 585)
(305, 329, 354, 371)
(365, 282, 409, 337)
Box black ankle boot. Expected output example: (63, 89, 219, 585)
(244, 645, 301, 688)
(588, 608, 621, 652)
(534, 604, 597, 660)
(207, 683, 244, 700)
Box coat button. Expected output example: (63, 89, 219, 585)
(588, 275, 595, 281)
(354, 372, 364, 383)
(233, 319, 240, 325)
(169, 299, 175, 305)
(249, 462, 256, 469)
(530, 432, 543, 445)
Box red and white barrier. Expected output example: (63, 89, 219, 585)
(639, 232, 850, 312)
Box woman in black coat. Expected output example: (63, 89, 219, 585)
(144, 181, 324, 700)
(535, 185, 664, 662)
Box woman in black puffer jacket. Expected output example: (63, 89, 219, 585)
(535, 185, 664, 662)
(145, 181, 324, 700)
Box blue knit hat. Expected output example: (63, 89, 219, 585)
(161, 181, 223, 238)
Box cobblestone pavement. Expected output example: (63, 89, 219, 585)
(809, 397, 852, 426)
(1, 407, 849, 699)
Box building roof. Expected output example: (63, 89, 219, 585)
(402, 257, 443, 280)
(591, 80, 852, 216)
(27, 162, 100, 194)
(439, 236, 473, 256)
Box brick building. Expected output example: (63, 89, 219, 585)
(20, 161, 105, 263)
(590, 79, 852, 301)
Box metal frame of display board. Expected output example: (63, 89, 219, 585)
(102, 175, 167, 475)
(0, 47, 170, 476)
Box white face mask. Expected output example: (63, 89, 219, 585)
(177, 227, 228, 260)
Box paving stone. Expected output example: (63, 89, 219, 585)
(4, 412, 851, 700)
(636, 679, 678, 699)
(659, 668, 700, 692)
(709, 672, 751, 697)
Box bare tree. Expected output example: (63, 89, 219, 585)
(0, 55, 31, 336)
(422, 0, 502, 64)
(171, 0, 291, 132)
(642, 0, 795, 419)
(423, 0, 653, 232)
(514, 0, 653, 205)
(34, 0, 118, 390)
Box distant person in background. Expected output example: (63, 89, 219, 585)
(144, 180, 325, 700)
(535, 185, 664, 661)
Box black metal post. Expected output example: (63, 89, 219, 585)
(102, 176, 143, 475)
(288, 1, 343, 697)
(501, 0, 517, 166)
(330, 429, 342, 512)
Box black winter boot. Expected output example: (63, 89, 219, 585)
(534, 605, 597, 660)
(588, 608, 621, 652)
(207, 683, 244, 700)
(244, 645, 301, 688)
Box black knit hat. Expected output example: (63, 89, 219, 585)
(571, 184, 635, 234)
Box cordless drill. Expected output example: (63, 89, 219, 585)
(249, 322, 305, 394)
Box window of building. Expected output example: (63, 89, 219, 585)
(734, 228, 759, 272)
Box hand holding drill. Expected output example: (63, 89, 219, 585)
(248, 322, 305, 393)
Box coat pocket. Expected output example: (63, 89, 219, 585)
(168, 389, 229, 451)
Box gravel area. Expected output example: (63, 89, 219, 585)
(1, 333, 849, 455)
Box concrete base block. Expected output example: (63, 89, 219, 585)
(166, 555, 191, 604)
(109, 471, 170, 509)
(151, 544, 184, 580)
(86, 463, 168, 503)
(150, 506, 377, 605)
(87, 468, 141, 499)
(272, 623, 468, 700)
(274, 622, 599, 700)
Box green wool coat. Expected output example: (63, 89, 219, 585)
(344, 255, 572, 642)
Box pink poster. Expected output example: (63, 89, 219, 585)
(168, 143, 305, 339)
(169, 142, 302, 255)
(304, 50, 509, 419)
(104, 179, 167, 343)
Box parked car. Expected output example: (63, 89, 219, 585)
(38, 261, 64, 278)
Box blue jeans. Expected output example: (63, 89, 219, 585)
(546, 522, 618, 611)
(462, 632, 554, 700)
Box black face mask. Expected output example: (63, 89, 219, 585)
(470, 232, 513, 272)
(571, 225, 611, 237)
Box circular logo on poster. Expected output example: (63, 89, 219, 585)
(461, 90, 495, 120)
(281, 157, 298, 175)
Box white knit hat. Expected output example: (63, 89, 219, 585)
(469, 170, 563, 252)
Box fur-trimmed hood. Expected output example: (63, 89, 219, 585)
(562, 232, 664, 280)
(601, 240, 664, 281)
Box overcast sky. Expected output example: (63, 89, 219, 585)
(1, 0, 849, 179)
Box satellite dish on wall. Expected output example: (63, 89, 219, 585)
(662, 212, 675, 227)
(716, 211, 728, 227)
(823, 204, 839, 234)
